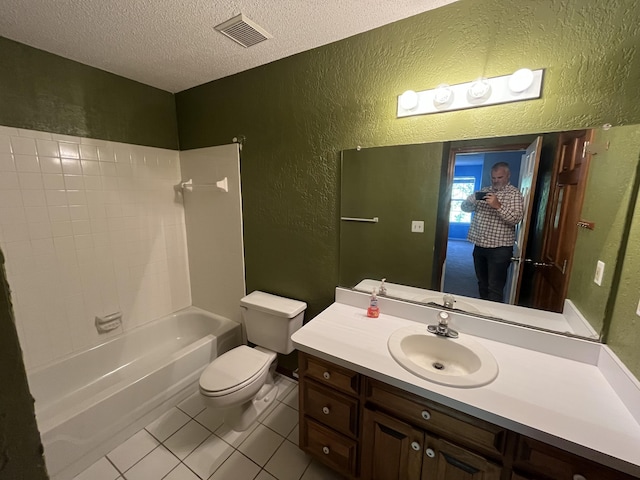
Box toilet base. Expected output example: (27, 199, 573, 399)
(223, 381, 277, 432)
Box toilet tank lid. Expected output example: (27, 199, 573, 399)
(240, 291, 307, 318)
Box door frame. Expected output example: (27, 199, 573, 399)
(434, 143, 531, 292)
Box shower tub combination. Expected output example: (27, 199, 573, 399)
(27, 306, 241, 480)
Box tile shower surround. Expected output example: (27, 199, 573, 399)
(0, 125, 191, 370)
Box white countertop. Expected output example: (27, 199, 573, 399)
(291, 301, 640, 476)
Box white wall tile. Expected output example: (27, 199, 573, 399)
(18, 172, 44, 190)
(0, 135, 12, 154)
(0, 153, 15, 171)
(14, 154, 40, 172)
(21, 190, 46, 207)
(40, 156, 62, 174)
(0, 126, 190, 370)
(48, 206, 70, 222)
(64, 175, 85, 190)
(11, 137, 37, 155)
(79, 144, 98, 160)
(59, 142, 80, 158)
(36, 139, 60, 158)
(19, 129, 51, 140)
(61, 158, 82, 174)
(0, 126, 19, 136)
(81, 159, 100, 175)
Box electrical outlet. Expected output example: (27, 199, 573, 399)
(594, 260, 605, 286)
(411, 221, 424, 233)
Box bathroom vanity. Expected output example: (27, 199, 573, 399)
(292, 288, 640, 479)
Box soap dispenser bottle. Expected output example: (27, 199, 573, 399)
(367, 289, 380, 318)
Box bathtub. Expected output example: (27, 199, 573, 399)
(27, 306, 242, 480)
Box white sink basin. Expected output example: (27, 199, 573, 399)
(387, 324, 499, 388)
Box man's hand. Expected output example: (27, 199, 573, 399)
(484, 193, 501, 209)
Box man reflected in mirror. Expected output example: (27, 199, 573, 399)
(461, 162, 524, 302)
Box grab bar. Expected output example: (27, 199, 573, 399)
(340, 216, 379, 223)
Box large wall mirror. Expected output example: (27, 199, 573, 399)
(339, 124, 640, 341)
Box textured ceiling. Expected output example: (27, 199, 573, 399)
(0, 0, 458, 93)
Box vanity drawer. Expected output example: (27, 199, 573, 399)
(365, 378, 507, 459)
(299, 352, 360, 395)
(302, 379, 359, 437)
(302, 417, 358, 477)
(514, 436, 638, 480)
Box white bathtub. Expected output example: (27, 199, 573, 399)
(27, 306, 242, 480)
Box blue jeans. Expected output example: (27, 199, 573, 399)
(472, 246, 513, 303)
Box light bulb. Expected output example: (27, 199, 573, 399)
(433, 84, 453, 105)
(468, 78, 491, 99)
(508, 68, 534, 93)
(399, 90, 419, 110)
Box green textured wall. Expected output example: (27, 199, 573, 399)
(0, 37, 178, 149)
(176, 0, 640, 326)
(0, 249, 48, 480)
(568, 125, 640, 335)
(607, 169, 640, 375)
(340, 143, 444, 289)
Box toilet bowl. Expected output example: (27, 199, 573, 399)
(198, 291, 306, 431)
(200, 346, 278, 431)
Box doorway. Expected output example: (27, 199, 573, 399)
(440, 146, 528, 302)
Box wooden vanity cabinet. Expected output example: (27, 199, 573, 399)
(362, 379, 505, 480)
(298, 352, 638, 480)
(512, 436, 638, 480)
(361, 407, 502, 480)
(298, 352, 362, 478)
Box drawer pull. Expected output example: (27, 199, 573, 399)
(425, 448, 436, 458)
(573, 476, 586, 480)
(323, 371, 331, 380)
(421, 410, 431, 421)
(322, 446, 330, 455)
(411, 442, 421, 451)
(322, 406, 330, 415)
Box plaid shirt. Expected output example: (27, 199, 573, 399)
(461, 184, 524, 248)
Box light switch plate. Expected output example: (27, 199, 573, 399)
(636, 298, 640, 317)
(411, 220, 424, 233)
(594, 260, 605, 286)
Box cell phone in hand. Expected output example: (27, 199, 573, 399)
(475, 191, 488, 200)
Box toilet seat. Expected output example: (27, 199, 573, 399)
(200, 346, 274, 397)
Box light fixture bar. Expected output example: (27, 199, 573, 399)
(397, 69, 544, 118)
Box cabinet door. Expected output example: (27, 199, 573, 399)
(421, 435, 502, 480)
(361, 408, 424, 480)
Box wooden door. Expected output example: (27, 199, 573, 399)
(361, 408, 424, 480)
(421, 435, 502, 480)
(532, 130, 594, 312)
(505, 136, 543, 304)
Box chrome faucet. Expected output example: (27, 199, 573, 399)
(378, 278, 387, 296)
(443, 294, 455, 309)
(427, 311, 459, 338)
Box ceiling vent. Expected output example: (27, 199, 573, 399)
(215, 13, 272, 48)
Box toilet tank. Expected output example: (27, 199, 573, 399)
(240, 291, 307, 354)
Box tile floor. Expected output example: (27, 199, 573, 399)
(73, 374, 344, 480)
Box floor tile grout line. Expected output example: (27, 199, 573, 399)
(105, 454, 123, 478)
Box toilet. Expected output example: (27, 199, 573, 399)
(199, 291, 307, 431)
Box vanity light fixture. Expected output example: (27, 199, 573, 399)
(397, 68, 544, 118)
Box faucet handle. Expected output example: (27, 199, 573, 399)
(443, 294, 455, 309)
(438, 311, 449, 326)
(379, 278, 387, 295)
